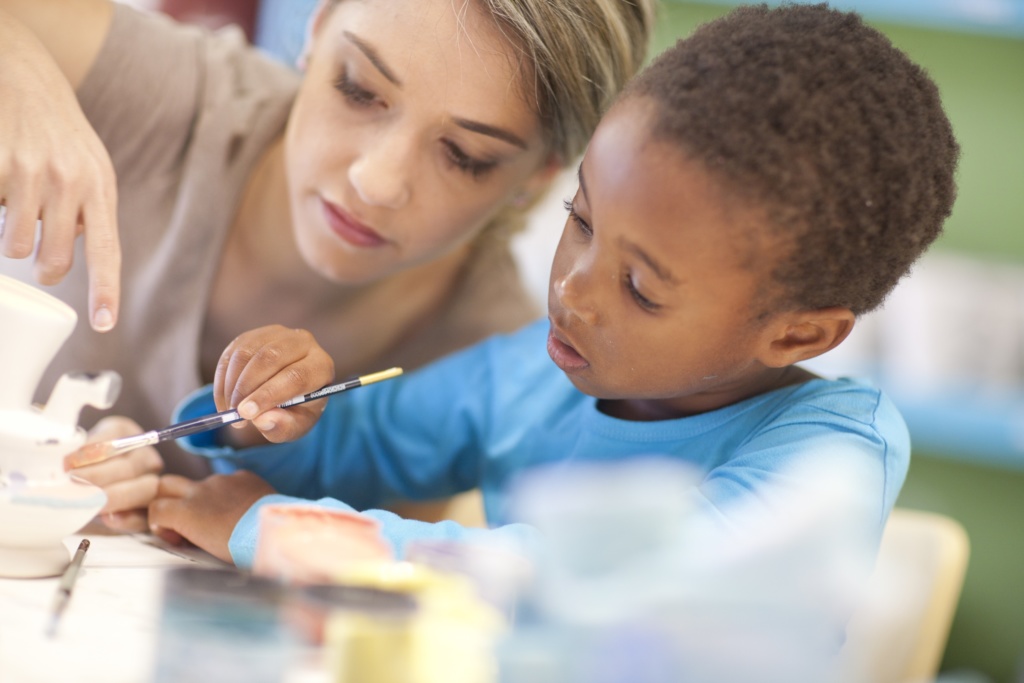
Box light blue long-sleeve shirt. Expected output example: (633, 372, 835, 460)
(176, 319, 909, 571)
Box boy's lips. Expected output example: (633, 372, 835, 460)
(320, 198, 387, 248)
(547, 322, 589, 372)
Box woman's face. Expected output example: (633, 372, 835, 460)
(285, 0, 555, 284)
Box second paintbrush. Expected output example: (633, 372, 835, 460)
(66, 367, 403, 468)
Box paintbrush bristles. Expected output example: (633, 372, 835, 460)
(64, 441, 116, 470)
(64, 432, 158, 469)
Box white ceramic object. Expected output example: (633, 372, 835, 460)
(0, 275, 121, 578)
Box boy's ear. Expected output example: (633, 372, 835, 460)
(759, 307, 856, 368)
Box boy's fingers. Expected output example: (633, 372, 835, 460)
(68, 446, 163, 486)
(230, 331, 312, 410)
(101, 509, 150, 534)
(99, 473, 161, 515)
(255, 405, 324, 443)
(237, 359, 328, 420)
(148, 496, 191, 548)
(156, 474, 196, 499)
(216, 330, 282, 410)
(87, 415, 145, 443)
(151, 526, 186, 547)
(148, 496, 206, 554)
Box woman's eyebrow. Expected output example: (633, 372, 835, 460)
(451, 118, 527, 149)
(343, 31, 401, 86)
(341, 31, 526, 150)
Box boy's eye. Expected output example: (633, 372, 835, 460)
(563, 199, 593, 237)
(625, 274, 661, 312)
(443, 141, 497, 179)
(334, 69, 379, 108)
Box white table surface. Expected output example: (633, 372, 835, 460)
(0, 521, 223, 683)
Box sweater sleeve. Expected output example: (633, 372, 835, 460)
(75, 4, 207, 185)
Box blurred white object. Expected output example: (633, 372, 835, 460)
(513, 168, 577, 311)
(803, 251, 1024, 393)
(503, 454, 887, 683)
(834, 508, 970, 683)
(0, 275, 120, 577)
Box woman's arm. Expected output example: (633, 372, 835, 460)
(0, 0, 121, 331)
(0, 0, 112, 89)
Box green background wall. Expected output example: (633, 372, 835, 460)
(657, 4, 1024, 681)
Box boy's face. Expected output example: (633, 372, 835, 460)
(548, 97, 785, 417)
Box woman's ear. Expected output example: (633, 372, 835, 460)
(298, 0, 335, 70)
(759, 307, 856, 368)
(519, 153, 564, 200)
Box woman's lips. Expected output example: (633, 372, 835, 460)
(320, 198, 387, 248)
(547, 325, 589, 372)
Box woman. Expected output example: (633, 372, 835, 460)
(0, 0, 654, 528)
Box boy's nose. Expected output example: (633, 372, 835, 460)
(554, 270, 599, 326)
(348, 135, 413, 210)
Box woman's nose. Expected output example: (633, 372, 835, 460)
(554, 267, 599, 326)
(348, 133, 413, 209)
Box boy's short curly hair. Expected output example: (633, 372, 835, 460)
(625, 3, 960, 315)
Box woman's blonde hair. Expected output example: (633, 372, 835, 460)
(482, 0, 656, 162)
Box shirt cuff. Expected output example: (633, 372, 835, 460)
(227, 493, 334, 568)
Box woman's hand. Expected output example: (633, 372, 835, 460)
(215, 325, 335, 447)
(0, 7, 121, 331)
(65, 416, 164, 532)
(148, 471, 276, 564)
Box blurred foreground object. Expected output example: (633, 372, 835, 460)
(835, 508, 970, 683)
(155, 0, 257, 40)
(0, 275, 119, 577)
(501, 456, 885, 683)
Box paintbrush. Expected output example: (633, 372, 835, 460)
(45, 538, 90, 638)
(67, 367, 403, 469)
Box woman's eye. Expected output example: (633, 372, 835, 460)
(625, 274, 660, 312)
(443, 141, 497, 179)
(562, 199, 593, 237)
(334, 70, 379, 108)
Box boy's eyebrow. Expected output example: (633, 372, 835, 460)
(579, 164, 678, 285)
(343, 32, 401, 86)
(619, 238, 680, 284)
(343, 32, 526, 150)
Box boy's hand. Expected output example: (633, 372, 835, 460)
(66, 416, 164, 533)
(148, 471, 275, 564)
(215, 325, 334, 446)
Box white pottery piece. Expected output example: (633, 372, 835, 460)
(0, 275, 121, 578)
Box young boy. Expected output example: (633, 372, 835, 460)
(148, 2, 958, 600)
